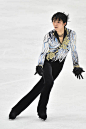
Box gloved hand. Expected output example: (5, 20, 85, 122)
(72, 67, 85, 79)
(34, 65, 44, 76)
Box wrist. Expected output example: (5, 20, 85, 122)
(73, 65, 80, 69)
(38, 65, 43, 68)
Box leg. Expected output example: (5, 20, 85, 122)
(9, 77, 45, 119)
(37, 61, 54, 109)
(37, 60, 54, 120)
(37, 58, 66, 119)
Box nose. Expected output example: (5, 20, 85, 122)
(54, 22, 58, 26)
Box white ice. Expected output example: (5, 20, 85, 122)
(0, 0, 86, 129)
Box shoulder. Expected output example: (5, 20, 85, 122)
(43, 29, 55, 39)
(66, 27, 76, 35)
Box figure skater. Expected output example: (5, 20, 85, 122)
(9, 12, 85, 121)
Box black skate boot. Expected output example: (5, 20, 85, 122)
(37, 106, 47, 120)
(9, 108, 18, 120)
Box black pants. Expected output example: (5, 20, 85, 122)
(11, 58, 66, 115)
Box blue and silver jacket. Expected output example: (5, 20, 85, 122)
(38, 27, 80, 68)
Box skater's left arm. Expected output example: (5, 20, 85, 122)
(70, 30, 80, 68)
(70, 31, 85, 79)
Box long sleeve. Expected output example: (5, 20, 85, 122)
(70, 30, 80, 68)
(38, 33, 49, 67)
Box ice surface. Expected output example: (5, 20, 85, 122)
(0, 0, 86, 129)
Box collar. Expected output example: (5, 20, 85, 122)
(53, 27, 67, 41)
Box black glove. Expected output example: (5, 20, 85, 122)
(34, 65, 44, 76)
(72, 67, 85, 79)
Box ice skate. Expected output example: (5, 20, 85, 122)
(37, 106, 47, 120)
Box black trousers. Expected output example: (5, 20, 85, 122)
(11, 58, 66, 116)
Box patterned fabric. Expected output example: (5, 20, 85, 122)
(38, 27, 80, 68)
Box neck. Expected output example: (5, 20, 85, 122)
(56, 27, 65, 36)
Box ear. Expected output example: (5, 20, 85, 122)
(64, 22, 66, 26)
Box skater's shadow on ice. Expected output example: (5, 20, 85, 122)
(14, 115, 36, 121)
(48, 114, 86, 122)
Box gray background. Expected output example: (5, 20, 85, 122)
(0, 0, 86, 128)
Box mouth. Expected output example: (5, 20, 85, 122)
(55, 27, 58, 28)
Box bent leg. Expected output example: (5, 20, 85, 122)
(37, 58, 66, 110)
(37, 61, 54, 110)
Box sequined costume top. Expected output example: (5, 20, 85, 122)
(38, 27, 80, 68)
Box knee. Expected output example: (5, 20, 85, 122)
(45, 77, 54, 86)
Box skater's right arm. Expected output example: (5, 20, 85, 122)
(37, 33, 50, 67)
(34, 33, 50, 76)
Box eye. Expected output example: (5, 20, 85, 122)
(53, 21, 60, 23)
(56, 21, 60, 23)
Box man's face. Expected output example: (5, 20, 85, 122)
(52, 18, 66, 32)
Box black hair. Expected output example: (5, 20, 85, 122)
(51, 12, 69, 26)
